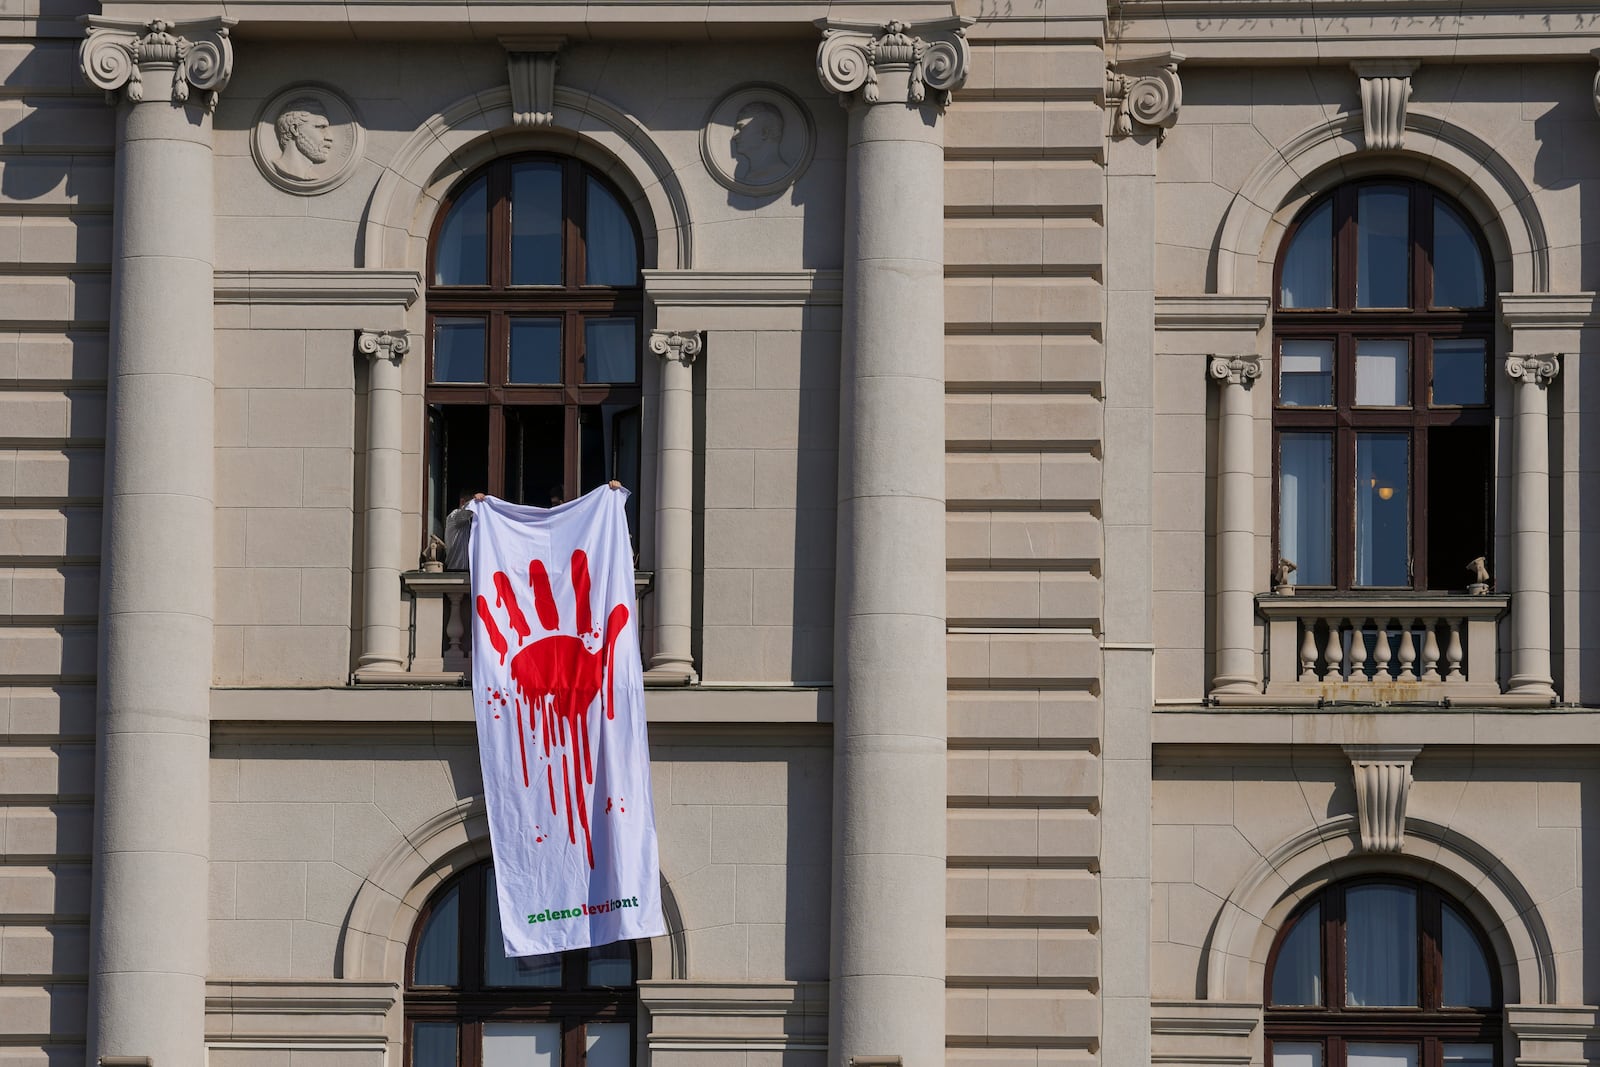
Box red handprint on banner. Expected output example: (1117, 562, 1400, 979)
(476, 548, 630, 869)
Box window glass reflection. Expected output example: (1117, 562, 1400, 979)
(1347, 1044, 1417, 1067)
(509, 318, 562, 384)
(1442, 902, 1494, 1007)
(411, 1023, 457, 1067)
(584, 318, 637, 384)
(1355, 339, 1409, 406)
(584, 1023, 630, 1067)
(1280, 433, 1334, 587)
(586, 177, 638, 286)
(482, 1023, 561, 1067)
(1357, 186, 1410, 308)
(1345, 884, 1418, 1005)
(1433, 200, 1487, 308)
(1269, 902, 1322, 1006)
(413, 883, 459, 986)
(1281, 199, 1334, 309)
(1280, 339, 1334, 407)
(1273, 1044, 1323, 1067)
(1432, 339, 1488, 406)
(434, 176, 488, 286)
(511, 162, 562, 286)
(433, 318, 487, 384)
(1354, 436, 1410, 587)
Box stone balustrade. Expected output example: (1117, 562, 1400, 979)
(1257, 594, 1513, 705)
(391, 571, 653, 684)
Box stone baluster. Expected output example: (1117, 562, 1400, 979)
(444, 589, 469, 671)
(1300, 624, 1318, 680)
(1505, 353, 1560, 698)
(1349, 622, 1369, 680)
(1396, 625, 1417, 682)
(1445, 619, 1465, 680)
(1372, 620, 1392, 680)
(1323, 620, 1343, 680)
(78, 17, 233, 1067)
(818, 18, 969, 1067)
(1420, 624, 1442, 682)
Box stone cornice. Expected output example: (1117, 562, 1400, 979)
(643, 269, 843, 307)
(1153, 294, 1270, 331)
(80, 16, 234, 110)
(816, 17, 971, 109)
(1500, 292, 1598, 328)
(214, 269, 422, 307)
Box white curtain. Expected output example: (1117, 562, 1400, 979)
(1345, 884, 1417, 1006)
(1280, 434, 1333, 586)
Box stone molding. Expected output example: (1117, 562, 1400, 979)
(1107, 50, 1183, 143)
(649, 329, 703, 367)
(1506, 352, 1561, 387)
(205, 979, 396, 1043)
(1207, 354, 1261, 387)
(816, 17, 971, 109)
(214, 269, 420, 329)
(1352, 60, 1418, 150)
(1344, 744, 1422, 853)
(643, 269, 843, 308)
(503, 36, 563, 126)
(355, 329, 409, 365)
(638, 980, 828, 1054)
(1151, 1000, 1259, 1067)
(80, 16, 233, 110)
(1153, 294, 1269, 332)
(1500, 292, 1598, 329)
(1508, 1004, 1600, 1067)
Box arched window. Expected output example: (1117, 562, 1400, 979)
(1273, 180, 1493, 591)
(406, 861, 637, 1067)
(1265, 878, 1500, 1067)
(426, 155, 644, 537)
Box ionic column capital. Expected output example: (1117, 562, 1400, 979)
(357, 329, 410, 365)
(649, 329, 703, 367)
(1107, 50, 1184, 143)
(816, 17, 971, 109)
(1506, 352, 1560, 387)
(1208, 354, 1262, 387)
(80, 16, 234, 111)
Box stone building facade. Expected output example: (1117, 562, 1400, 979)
(2, 1, 1599, 1066)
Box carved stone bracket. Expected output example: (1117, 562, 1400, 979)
(1345, 745, 1422, 854)
(80, 16, 234, 111)
(1352, 60, 1418, 151)
(1506, 352, 1561, 388)
(1107, 51, 1183, 143)
(816, 17, 971, 110)
(357, 329, 410, 365)
(649, 329, 703, 367)
(504, 37, 564, 127)
(1207, 354, 1261, 388)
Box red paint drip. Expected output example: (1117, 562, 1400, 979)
(514, 699, 529, 787)
(528, 560, 560, 630)
(476, 595, 508, 665)
(606, 797, 613, 814)
(562, 755, 576, 845)
(571, 549, 592, 635)
(494, 570, 531, 645)
(546, 762, 557, 816)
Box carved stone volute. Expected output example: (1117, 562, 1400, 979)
(649, 330, 703, 367)
(1506, 352, 1560, 388)
(1107, 51, 1183, 143)
(1208, 354, 1261, 388)
(80, 16, 234, 111)
(357, 329, 410, 365)
(816, 17, 971, 109)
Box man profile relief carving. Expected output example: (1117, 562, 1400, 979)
(730, 101, 790, 185)
(273, 98, 334, 181)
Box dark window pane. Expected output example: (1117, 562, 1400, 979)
(1280, 199, 1333, 308)
(1357, 185, 1410, 308)
(412, 883, 459, 986)
(433, 318, 486, 383)
(1269, 902, 1322, 1006)
(584, 318, 637, 384)
(587, 939, 634, 986)
(610, 405, 641, 541)
(1442, 902, 1494, 1006)
(1345, 884, 1418, 1006)
(1433, 338, 1488, 406)
(511, 162, 562, 286)
(503, 407, 564, 507)
(1280, 339, 1333, 407)
(1355, 434, 1410, 587)
(434, 176, 488, 285)
(1433, 200, 1487, 308)
(429, 405, 489, 544)
(1280, 433, 1333, 586)
(1426, 427, 1491, 590)
(585, 177, 638, 286)
(509, 318, 562, 384)
(412, 1023, 458, 1067)
(1355, 339, 1409, 406)
(483, 868, 562, 987)
(579, 406, 607, 495)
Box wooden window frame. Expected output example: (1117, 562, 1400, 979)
(425, 154, 645, 507)
(404, 862, 638, 1067)
(1271, 179, 1495, 592)
(1264, 877, 1502, 1067)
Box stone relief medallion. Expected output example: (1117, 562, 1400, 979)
(700, 84, 814, 197)
(251, 84, 364, 195)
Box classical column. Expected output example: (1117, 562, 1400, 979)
(355, 330, 410, 677)
(1505, 353, 1559, 699)
(646, 329, 701, 685)
(78, 17, 233, 1067)
(817, 19, 969, 1067)
(1208, 355, 1262, 693)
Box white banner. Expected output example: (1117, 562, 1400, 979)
(468, 486, 665, 957)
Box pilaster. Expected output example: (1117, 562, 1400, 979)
(816, 17, 968, 1067)
(354, 329, 410, 678)
(78, 17, 234, 1067)
(1504, 353, 1559, 699)
(646, 329, 702, 686)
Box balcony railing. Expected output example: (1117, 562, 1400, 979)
(1257, 594, 1510, 705)
(392, 570, 653, 684)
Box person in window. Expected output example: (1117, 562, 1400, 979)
(444, 491, 485, 571)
